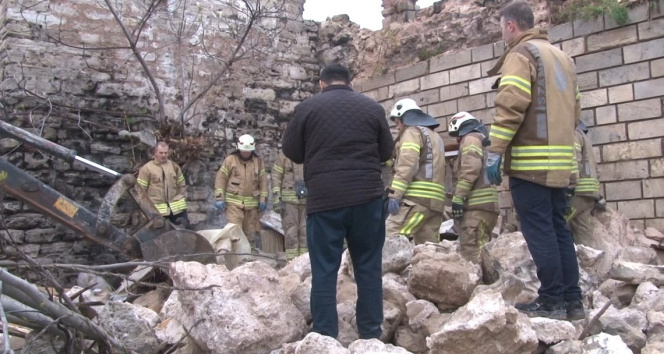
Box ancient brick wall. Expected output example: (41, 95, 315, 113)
(356, 0, 664, 231)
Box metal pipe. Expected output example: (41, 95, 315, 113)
(0, 120, 120, 178)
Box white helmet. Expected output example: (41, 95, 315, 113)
(448, 111, 479, 137)
(237, 134, 255, 151)
(390, 98, 421, 119)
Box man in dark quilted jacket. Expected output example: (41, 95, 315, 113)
(282, 63, 394, 339)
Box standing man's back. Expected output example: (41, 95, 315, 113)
(282, 63, 394, 339)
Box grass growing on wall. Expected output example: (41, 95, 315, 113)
(554, 0, 652, 26)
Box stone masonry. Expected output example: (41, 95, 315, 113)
(356, 0, 664, 231)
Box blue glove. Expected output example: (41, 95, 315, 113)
(485, 152, 503, 186)
(215, 201, 226, 211)
(259, 202, 267, 212)
(387, 198, 401, 215)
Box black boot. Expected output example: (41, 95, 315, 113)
(515, 297, 566, 320)
(566, 299, 586, 321)
(253, 232, 262, 251)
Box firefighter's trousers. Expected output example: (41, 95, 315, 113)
(226, 203, 259, 242)
(385, 200, 443, 245)
(457, 210, 498, 264)
(566, 195, 596, 247)
(282, 203, 307, 259)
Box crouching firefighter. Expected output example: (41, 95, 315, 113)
(214, 134, 268, 250)
(385, 98, 446, 244)
(448, 112, 499, 263)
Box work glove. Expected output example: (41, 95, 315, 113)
(485, 152, 503, 186)
(259, 202, 267, 212)
(387, 198, 401, 215)
(214, 201, 226, 211)
(595, 196, 607, 212)
(451, 197, 464, 220)
(564, 188, 575, 216)
(273, 198, 283, 213)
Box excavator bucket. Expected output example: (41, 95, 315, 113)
(139, 229, 217, 264)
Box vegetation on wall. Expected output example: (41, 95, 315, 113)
(554, 0, 654, 26)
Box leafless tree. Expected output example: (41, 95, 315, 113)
(8, 0, 293, 128)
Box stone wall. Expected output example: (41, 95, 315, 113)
(356, 0, 664, 231)
(0, 0, 319, 279)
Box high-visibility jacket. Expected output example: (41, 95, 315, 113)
(487, 28, 581, 188)
(215, 152, 268, 209)
(453, 132, 499, 213)
(389, 126, 446, 213)
(137, 159, 187, 216)
(573, 128, 600, 198)
(271, 151, 306, 205)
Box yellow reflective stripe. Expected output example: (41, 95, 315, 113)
(511, 145, 574, 158)
(575, 86, 581, 100)
(259, 169, 266, 176)
(452, 195, 464, 204)
(400, 212, 424, 235)
(576, 178, 599, 192)
(404, 190, 446, 201)
(260, 192, 268, 197)
(226, 194, 259, 207)
(409, 181, 445, 192)
(220, 166, 229, 176)
(392, 180, 409, 192)
(170, 199, 188, 213)
(177, 175, 185, 183)
(272, 187, 281, 193)
(574, 142, 582, 150)
(154, 203, 169, 213)
(500, 75, 532, 95)
(401, 142, 421, 153)
(215, 188, 224, 194)
(490, 125, 516, 140)
(274, 165, 284, 173)
(467, 188, 498, 205)
(462, 145, 483, 156)
(137, 178, 149, 187)
(510, 159, 574, 170)
(456, 180, 472, 190)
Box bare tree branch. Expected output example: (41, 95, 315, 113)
(0, 268, 131, 353)
(0, 281, 16, 354)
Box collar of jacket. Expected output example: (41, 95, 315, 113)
(152, 158, 169, 166)
(322, 84, 352, 93)
(232, 150, 257, 163)
(487, 28, 549, 77)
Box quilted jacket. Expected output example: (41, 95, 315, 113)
(282, 84, 394, 213)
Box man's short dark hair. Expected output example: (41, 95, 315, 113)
(500, 1, 535, 31)
(320, 63, 351, 85)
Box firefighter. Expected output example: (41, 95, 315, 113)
(386, 98, 446, 244)
(566, 121, 606, 246)
(272, 150, 307, 259)
(137, 141, 190, 228)
(214, 134, 268, 249)
(448, 112, 499, 264)
(485, 1, 584, 320)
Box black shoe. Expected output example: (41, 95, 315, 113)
(515, 297, 566, 320)
(566, 299, 586, 321)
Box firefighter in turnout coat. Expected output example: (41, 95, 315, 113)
(566, 121, 604, 246)
(484, 2, 584, 320)
(448, 112, 499, 264)
(137, 141, 190, 228)
(386, 98, 446, 244)
(214, 134, 268, 249)
(272, 150, 307, 259)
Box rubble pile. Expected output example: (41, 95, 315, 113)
(10, 207, 664, 353)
